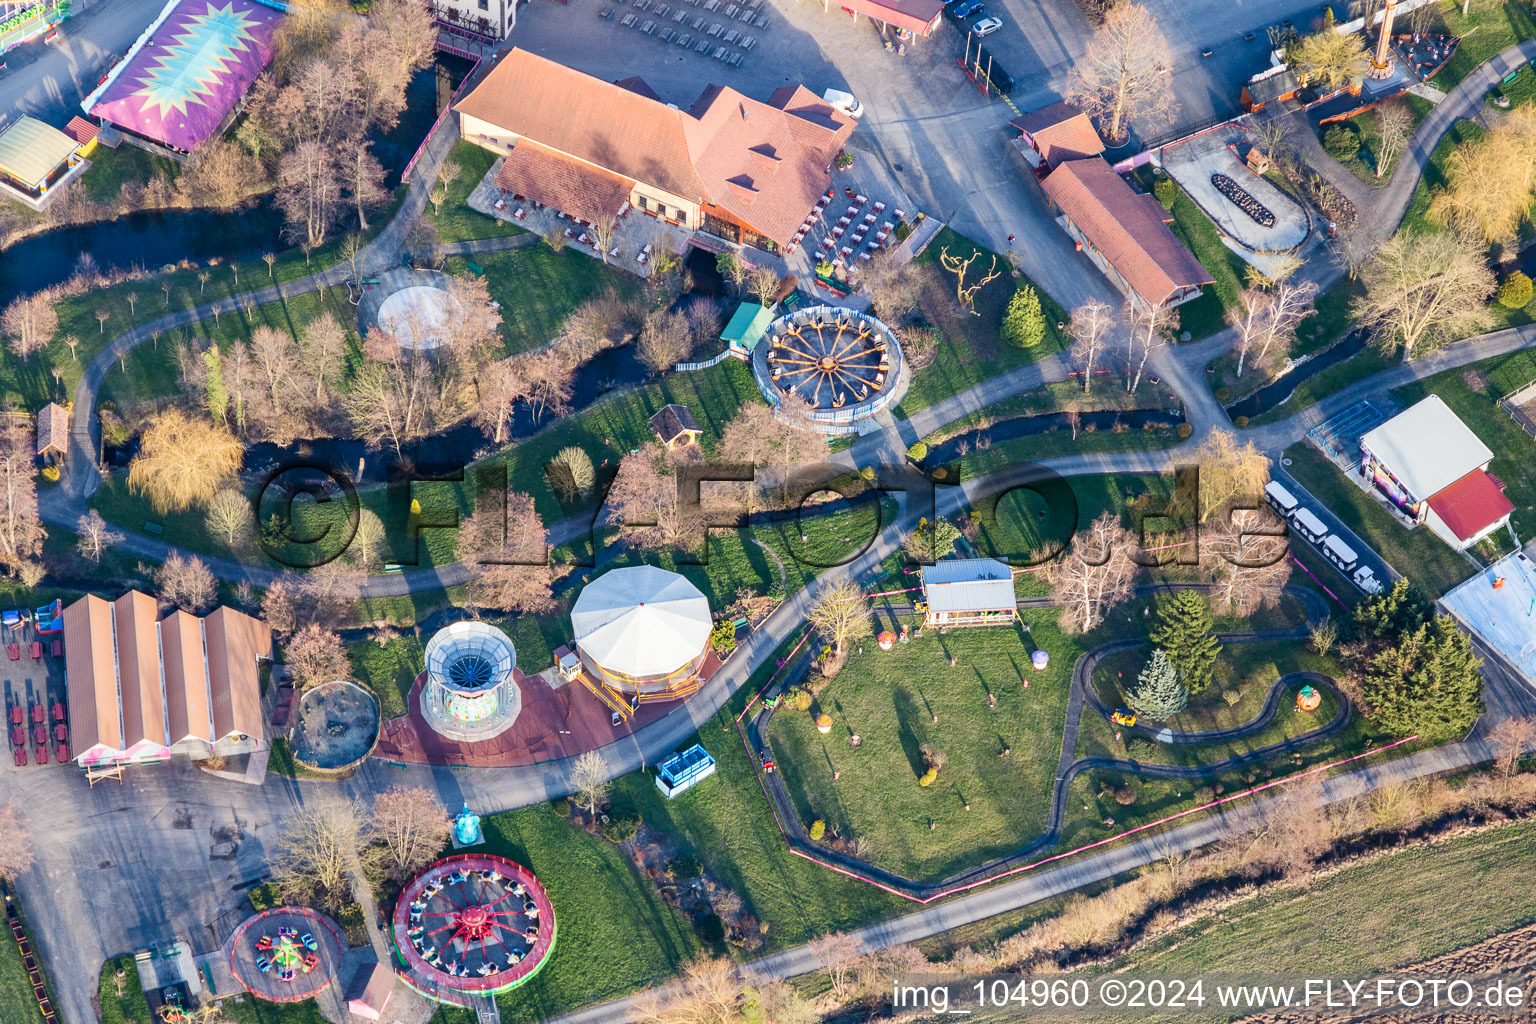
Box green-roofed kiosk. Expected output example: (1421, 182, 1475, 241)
(0, 117, 80, 202)
(722, 301, 775, 359)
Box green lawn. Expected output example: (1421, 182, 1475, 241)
(1432, 0, 1536, 91)
(425, 141, 526, 243)
(946, 420, 1184, 476)
(1284, 443, 1474, 597)
(769, 622, 1078, 879)
(1112, 818, 1536, 978)
(443, 246, 638, 357)
(1485, 60, 1536, 109)
(897, 228, 1071, 415)
(0, 910, 46, 1024)
(79, 145, 181, 205)
(471, 804, 701, 1023)
(1163, 187, 1250, 340)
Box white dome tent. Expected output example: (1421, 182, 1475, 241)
(570, 566, 712, 699)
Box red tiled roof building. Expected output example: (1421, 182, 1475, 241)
(455, 49, 855, 251)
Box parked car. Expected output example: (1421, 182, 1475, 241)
(822, 88, 863, 119)
(972, 15, 1002, 35)
(952, 0, 984, 18)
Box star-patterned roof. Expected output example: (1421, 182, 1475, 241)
(84, 0, 282, 152)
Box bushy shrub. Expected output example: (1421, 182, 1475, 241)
(248, 882, 281, 911)
(710, 619, 738, 655)
(1497, 270, 1533, 309)
(919, 767, 938, 787)
(1177, 423, 1193, 439)
(809, 819, 826, 841)
(550, 797, 572, 817)
(602, 811, 639, 843)
(792, 688, 813, 711)
(1153, 177, 1178, 209)
(1322, 124, 1361, 160)
(895, 220, 912, 242)
(668, 853, 702, 878)
(1214, 387, 1230, 401)
(1233, 415, 1250, 428)
(907, 441, 928, 462)
(1113, 785, 1138, 806)
(40, 465, 59, 482)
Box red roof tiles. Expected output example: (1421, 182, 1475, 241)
(1009, 102, 1105, 168)
(494, 141, 636, 224)
(1427, 470, 1515, 542)
(1040, 157, 1213, 308)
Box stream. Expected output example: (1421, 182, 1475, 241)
(1223, 327, 1369, 421)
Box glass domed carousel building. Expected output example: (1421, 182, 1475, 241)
(751, 305, 907, 435)
(420, 621, 522, 741)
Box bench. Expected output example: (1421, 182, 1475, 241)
(143, 522, 163, 536)
(465, 260, 484, 275)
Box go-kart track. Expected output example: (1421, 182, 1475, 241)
(391, 854, 555, 1006)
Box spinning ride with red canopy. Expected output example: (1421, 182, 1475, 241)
(392, 854, 556, 1002)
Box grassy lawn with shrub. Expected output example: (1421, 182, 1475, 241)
(443, 247, 638, 357)
(424, 141, 525, 243)
(897, 228, 1071, 415)
(1330, 94, 1436, 186)
(1162, 187, 1249, 341)
(79, 146, 181, 204)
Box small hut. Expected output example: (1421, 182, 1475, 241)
(35, 403, 69, 464)
(343, 962, 395, 1021)
(919, 557, 1017, 627)
(648, 404, 702, 451)
(722, 301, 774, 358)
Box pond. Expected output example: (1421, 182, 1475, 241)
(0, 55, 474, 306)
(924, 407, 1183, 464)
(1224, 327, 1369, 421)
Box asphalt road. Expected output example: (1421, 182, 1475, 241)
(1, 0, 168, 126)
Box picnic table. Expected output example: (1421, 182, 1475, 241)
(53, 724, 66, 743)
(51, 702, 63, 722)
(9, 706, 20, 726)
(56, 742, 68, 763)
(28, 642, 40, 659)
(10, 726, 24, 749)
(31, 705, 42, 724)
(35, 744, 46, 764)
(13, 749, 24, 767)
(32, 724, 46, 747)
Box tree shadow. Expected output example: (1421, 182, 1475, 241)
(892, 686, 929, 779)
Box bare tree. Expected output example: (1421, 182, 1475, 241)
(807, 576, 873, 657)
(571, 750, 611, 814)
(0, 420, 44, 576)
(371, 786, 452, 878)
(1227, 289, 1269, 380)
(603, 446, 703, 551)
(1066, 3, 1175, 143)
(457, 492, 554, 613)
(277, 139, 344, 248)
(860, 250, 922, 322)
(1353, 230, 1495, 362)
(473, 357, 528, 444)
(1122, 298, 1176, 394)
(1489, 715, 1536, 780)
(346, 142, 389, 231)
(298, 312, 349, 406)
(937, 246, 1002, 314)
(637, 308, 691, 374)
(1203, 508, 1292, 613)
(284, 623, 350, 688)
(811, 932, 863, 1003)
(0, 804, 35, 881)
(431, 157, 461, 216)
(1249, 114, 1291, 163)
(350, 509, 386, 572)
(155, 552, 217, 612)
(1, 294, 58, 361)
(589, 211, 618, 265)
(75, 510, 123, 563)
(1068, 297, 1116, 395)
(516, 348, 574, 422)
(176, 138, 267, 209)
(1044, 511, 1139, 632)
(899, 325, 939, 371)
(1373, 99, 1414, 180)
(272, 797, 375, 909)
(745, 265, 780, 306)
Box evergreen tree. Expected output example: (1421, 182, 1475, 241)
(1364, 616, 1485, 741)
(1001, 284, 1046, 349)
(204, 347, 228, 425)
(1352, 577, 1432, 643)
(1126, 648, 1188, 720)
(1149, 590, 1221, 693)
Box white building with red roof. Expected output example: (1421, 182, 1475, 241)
(1359, 395, 1515, 550)
(454, 48, 855, 253)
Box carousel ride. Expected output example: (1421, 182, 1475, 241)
(752, 306, 905, 433)
(226, 907, 343, 1002)
(392, 855, 556, 1003)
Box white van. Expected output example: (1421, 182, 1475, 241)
(1264, 480, 1299, 518)
(1290, 507, 1328, 544)
(1323, 534, 1359, 572)
(1353, 566, 1383, 594)
(822, 89, 863, 118)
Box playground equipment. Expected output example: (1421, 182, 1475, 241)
(392, 855, 556, 1003)
(1111, 709, 1137, 727)
(1031, 650, 1049, 670)
(877, 631, 897, 651)
(452, 804, 483, 847)
(1296, 685, 1322, 712)
(753, 306, 906, 435)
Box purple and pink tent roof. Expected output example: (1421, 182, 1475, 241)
(84, 0, 283, 152)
